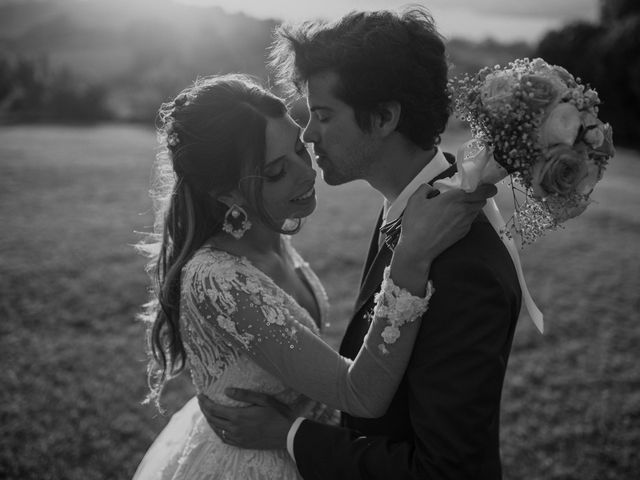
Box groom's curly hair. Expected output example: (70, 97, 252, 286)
(269, 7, 451, 151)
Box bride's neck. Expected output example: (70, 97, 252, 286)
(212, 221, 283, 258)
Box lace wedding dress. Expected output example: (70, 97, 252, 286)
(132, 238, 432, 480)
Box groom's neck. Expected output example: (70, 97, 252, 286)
(366, 141, 437, 204)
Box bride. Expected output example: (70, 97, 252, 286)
(133, 74, 492, 479)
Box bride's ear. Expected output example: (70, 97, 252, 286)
(372, 101, 401, 137)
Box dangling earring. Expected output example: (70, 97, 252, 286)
(222, 204, 252, 239)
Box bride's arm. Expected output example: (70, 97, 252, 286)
(184, 251, 431, 418)
(186, 185, 496, 417)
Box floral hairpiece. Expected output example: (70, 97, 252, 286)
(164, 93, 191, 148)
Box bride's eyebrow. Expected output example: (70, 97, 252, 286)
(265, 128, 302, 166)
(265, 155, 286, 167)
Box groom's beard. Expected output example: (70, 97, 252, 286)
(312, 150, 372, 187)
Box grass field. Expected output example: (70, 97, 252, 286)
(1, 124, 639, 480)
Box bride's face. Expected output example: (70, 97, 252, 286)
(259, 115, 317, 222)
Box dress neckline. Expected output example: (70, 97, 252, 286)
(200, 240, 325, 333)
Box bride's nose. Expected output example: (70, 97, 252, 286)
(302, 121, 319, 144)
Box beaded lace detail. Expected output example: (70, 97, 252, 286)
(133, 237, 432, 480)
(181, 239, 326, 398)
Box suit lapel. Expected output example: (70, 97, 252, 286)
(352, 161, 458, 318)
(354, 242, 393, 315)
(359, 210, 384, 288)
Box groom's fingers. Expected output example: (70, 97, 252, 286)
(460, 185, 497, 205)
(421, 184, 439, 198)
(410, 183, 435, 199)
(226, 388, 294, 420)
(472, 183, 498, 199)
(203, 413, 233, 432)
(200, 407, 232, 432)
(197, 394, 236, 422)
(224, 388, 272, 406)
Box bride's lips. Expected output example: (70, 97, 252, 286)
(290, 181, 316, 204)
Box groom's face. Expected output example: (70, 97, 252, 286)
(303, 71, 376, 185)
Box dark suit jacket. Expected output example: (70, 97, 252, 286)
(293, 158, 522, 479)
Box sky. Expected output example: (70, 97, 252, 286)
(179, 0, 600, 43)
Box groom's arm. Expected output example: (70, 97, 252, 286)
(293, 253, 519, 480)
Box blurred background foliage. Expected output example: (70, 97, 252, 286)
(1, 0, 636, 146)
(534, 0, 640, 148)
(0, 1, 621, 143)
(0, 0, 277, 122)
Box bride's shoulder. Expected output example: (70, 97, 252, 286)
(182, 245, 249, 284)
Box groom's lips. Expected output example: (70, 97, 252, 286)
(313, 146, 327, 159)
(314, 150, 329, 166)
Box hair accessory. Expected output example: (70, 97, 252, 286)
(174, 93, 188, 107)
(222, 204, 252, 239)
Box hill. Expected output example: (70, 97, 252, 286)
(0, 0, 531, 122)
(0, 0, 278, 120)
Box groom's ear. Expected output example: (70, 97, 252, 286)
(372, 101, 401, 137)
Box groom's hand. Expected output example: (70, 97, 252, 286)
(197, 389, 295, 450)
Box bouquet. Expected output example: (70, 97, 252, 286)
(382, 58, 614, 332)
(442, 57, 615, 244)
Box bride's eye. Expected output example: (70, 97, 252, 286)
(264, 160, 287, 181)
(266, 168, 286, 181)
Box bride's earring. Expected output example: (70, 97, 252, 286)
(222, 204, 252, 239)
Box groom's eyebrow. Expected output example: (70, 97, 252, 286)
(309, 106, 333, 113)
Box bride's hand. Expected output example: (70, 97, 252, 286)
(395, 183, 498, 267)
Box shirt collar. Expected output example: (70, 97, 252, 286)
(382, 148, 451, 226)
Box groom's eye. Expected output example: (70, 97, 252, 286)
(295, 140, 307, 156)
(314, 111, 329, 123)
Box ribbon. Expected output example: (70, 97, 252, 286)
(434, 140, 544, 334)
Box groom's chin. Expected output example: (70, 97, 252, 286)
(319, 169, 350, 186)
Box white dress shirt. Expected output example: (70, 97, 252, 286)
(382, 148, 451, 227)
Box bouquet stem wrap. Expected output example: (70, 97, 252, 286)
(435, 140, 544, 333)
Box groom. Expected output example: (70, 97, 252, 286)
(200, 8, 521, 479)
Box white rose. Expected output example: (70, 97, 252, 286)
(539, 103, 581, 147)
(584, 127, 605, 149)
(530, 144, 589, 198)
(575, 158, 604, 196)
(579, 113, 604, 148)
(481, 71, 516, 110)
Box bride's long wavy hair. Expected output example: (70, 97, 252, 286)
(138, 74, 291, 408)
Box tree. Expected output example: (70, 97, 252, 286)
(535, 22, 605, 85)
(0, 54, 112, 122)
(600, 0, 640, 25)
(534, 5, 640, 147)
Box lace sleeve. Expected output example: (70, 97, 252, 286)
(183, 254, 433, 418)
